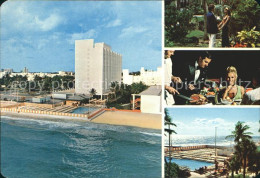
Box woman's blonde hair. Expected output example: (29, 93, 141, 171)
(227, 66, 237, 78)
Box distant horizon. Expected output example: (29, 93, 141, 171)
(1, 66, 161, 73)
(1, 1, 162, 72)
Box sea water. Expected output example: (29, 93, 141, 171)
(1, 116, 161, 178)
(165, 135, 260, 147)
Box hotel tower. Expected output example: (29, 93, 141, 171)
(75, 39, 122, 96)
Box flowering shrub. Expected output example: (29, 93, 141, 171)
(236, 27, 260, 47)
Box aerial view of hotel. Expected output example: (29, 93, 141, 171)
(0, 0, 259, 178)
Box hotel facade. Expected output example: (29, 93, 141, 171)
(123, 67, 162, 86)
(75, 39, 122, 96)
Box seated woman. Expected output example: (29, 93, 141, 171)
(222, 66, 245, 102)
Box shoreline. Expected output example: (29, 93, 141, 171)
(91, 110, 162, 130)
(1, 111, 162, 130)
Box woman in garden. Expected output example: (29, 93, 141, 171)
(222, 66, 245, 102)
(218, 8, 231, 47)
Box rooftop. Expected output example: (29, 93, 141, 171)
(139, 85, 162, 96)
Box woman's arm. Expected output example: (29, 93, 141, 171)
(219, 16, 230, 30)
(218, 20, 223, 28)
(223, 85, 232, 100)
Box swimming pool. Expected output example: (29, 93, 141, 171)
(71, 107, 97, 114)
(166, 157, 213, 170)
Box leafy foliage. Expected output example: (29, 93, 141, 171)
(226, 121, 258, 178)
(0, 74, 74, 92)
(225, 121, 253, 143)
(106, 82, 148, 108)
(236, 27, 260, 47)
(165, 2, 194, 46)
(165, 162, 191, 178)
(228, 0, 260, 38)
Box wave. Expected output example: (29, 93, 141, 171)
(139, 131, 161, 137)
(1, 116, 81, 129)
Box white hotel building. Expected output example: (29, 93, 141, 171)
(75, 39, 122, 96)
(123, 67, 162, 86)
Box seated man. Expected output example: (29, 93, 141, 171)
(173, 51, 213, 104)
(241, 69, 260, 105)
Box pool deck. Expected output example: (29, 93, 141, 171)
(1, 101, 162, 129)
(165, 146, 231, 164)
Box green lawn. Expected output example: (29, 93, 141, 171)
(186, 30, 204, 38)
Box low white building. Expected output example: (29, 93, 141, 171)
(8, 71, 74, 81)
(132, 85, 162, 114)
(0, 71, 8, 79)
(123, 67, 162, 86)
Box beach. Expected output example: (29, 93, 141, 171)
(91, 110, 162, 130)
(1, 110, 162, 130)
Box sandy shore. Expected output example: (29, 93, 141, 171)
(91, 111, 162, 130)
(1, 110, 162, 130)
(190, 172, 207, 178)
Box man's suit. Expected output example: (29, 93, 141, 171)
(207, 12, 218, 47)
(173, 61, 208, 96)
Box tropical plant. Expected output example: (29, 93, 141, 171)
(236, 27, 260, 47)
(226, 121, 256, 178)
(227, 0, 260, 39)
(165, 2, 194, 46)
(225, 121, 253, 143)
(247, 150, 260, 176)
(106, 82, 148, 109)
(165, 162, 179, 178)
(227, 155, 241, 178)
(238, 139, 257, 178)
(165, 162, 191, 178)
(89, 88, 96, 97)
(164, 109, 177, 177)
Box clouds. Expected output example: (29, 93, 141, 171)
(34, 14, 63, 31)
(119, 26, 148, 38)
(106, 19, 122, 28)
(69, 29, 97, 44)
(1, 2, 64, 35)
(1, 1, 162, 72)
(173, 117, 259, 136)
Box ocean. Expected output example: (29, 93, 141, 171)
(165, 135, 260, 147)
(1, 116, 161, 178)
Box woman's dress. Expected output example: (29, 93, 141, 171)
(222, 16, 230, 47)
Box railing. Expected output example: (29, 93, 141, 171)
(1, 107, 88, 118)
(88, 109, 106, 120)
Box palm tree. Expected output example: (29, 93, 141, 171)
(227, 155, 240, 178)
(164, 108, 177, 177)
(89, 88, 96, 99)
(225, 121, 253, 143)
(110, 82, 118, 99)
(238, 139, 257, 178)
(226, 121, 254, 178)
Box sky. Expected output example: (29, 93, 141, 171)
(0, 1, 162, 72)
(166, 108, 260, 136)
